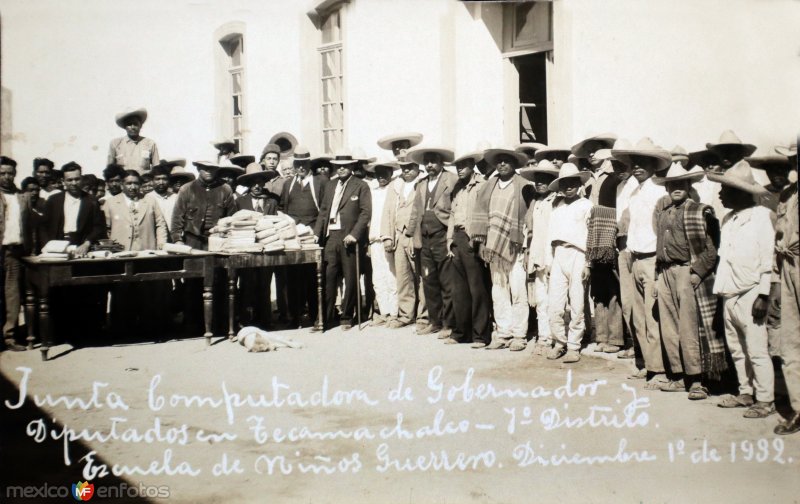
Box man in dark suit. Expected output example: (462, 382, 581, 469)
(314, 151, 371, 330)
(406, 146, 458, 337)
(40, 162, 108, 342)
(281, 147, 326, 328)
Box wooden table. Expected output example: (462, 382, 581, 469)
(214, 248, 324, 338)
(23, 252, 216, 360)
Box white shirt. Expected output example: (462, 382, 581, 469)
(123, 194, 140, 212)
(713, 206, 775, 297)
(63, 192, 81, 234)
(2, 193, 22, 245)
(146, 191, 176, 232)
(692, 176, 729, 221)
(369, 185, 389, 241)
(615, 176, 638, 224)
(547, 197, 592, 253)
(40, 188, 61, 201)
(402, 180, 415, 199)
(427, 174, 440, 192)
(626, 177, 666, 254)
(328, 176, 350, 232)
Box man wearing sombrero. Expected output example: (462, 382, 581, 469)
(377, 132, 423, 160)
(146, 158, 188, 234)
(171, 161, 237, 248)
(366, 161, 399, 327)
(652, 164, 723, 400)
(407, 145, 458, 337)
(706, 130, 756, 171)
(470, 148, 533, 351)
(446, 150, 490, 348)
(107, 107, 160, 173)
(772, 141, 800, 435)
(521, 160, 560, 355)
(611, 138, 670, 386)
(711, 160, 775, 418)
(213, 138, 237, 164)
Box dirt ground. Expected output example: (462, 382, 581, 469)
(1, 324, 799, 504)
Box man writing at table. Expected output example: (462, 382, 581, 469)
(39, 161, 107, 341)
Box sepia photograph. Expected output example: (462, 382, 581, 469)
(0, 0, 798, 502)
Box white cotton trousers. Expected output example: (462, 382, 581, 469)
(490, 254, 529, 340)
(548, 245, 586, 351)
(369, 241, 398, 318)
(528, 269, 551, 343)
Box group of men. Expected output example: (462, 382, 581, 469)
(0, 106, 798, 435)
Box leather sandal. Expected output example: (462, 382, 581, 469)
(743, 402, 775, 419)
(774, 413, 800, 435)
(717, 394, 755, 408)
(687, 384, 709, 400)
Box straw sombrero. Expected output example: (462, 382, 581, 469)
(170, 165, 196, 183)
(611, 137, 672, 172)
(229, 154, 255, 168)
(519, 159, 559, 182)
(652, 164, 705, 185)
(547, 163, 591, 192)
(515, 143, 548, 159)
(706, 130, 756, 157)
(707, 160, 767, 195)
(484, 148, 528, 168)
(744, 155, 792, 170)
(406, 146, 455, 165)
(115, 107, 147, 128)
(377, 132, 423, 151)
(453, 150, 485, 166)
(572, 132, 617, 158)
(534, 147, 571, 163)
(236, 163, 279, 186)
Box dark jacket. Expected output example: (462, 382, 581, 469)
(314, 176, 371, 244)
(409, 171, 458, 234)
(40, 191, 106, 247)
(171, 179, 236, 243)
(236, 194, 277, 215)
(0, 188, 35, 254)
(280, 175, 326, 225)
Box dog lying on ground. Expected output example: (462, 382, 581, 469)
(237, 326, 305, 352)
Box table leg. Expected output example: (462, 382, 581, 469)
(25, 288, 36, 350)
(228, 271, 236, 341)
(314, 249, 324, 331)
(203, 286, 213, 346)
(39, 295, 50, 361)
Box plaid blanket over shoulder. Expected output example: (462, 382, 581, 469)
(684, 199, 727, 380)
(586, 205, 618, 264)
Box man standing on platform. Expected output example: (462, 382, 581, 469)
(107, 107, 159, 173)
(314, 151, 371, 330)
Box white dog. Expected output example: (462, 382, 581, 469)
(237, 326, 305, 353)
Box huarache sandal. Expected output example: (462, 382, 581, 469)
(485, 340, 510, 350)
(743, 402, 775, 419)
(470, 342, 487, 349)
(688, 384, 709, 400)
(774, 413, 800, 435)
(717, 394, 755, 408)
(659, 380, 686, 392)
(509, 340, 527, 352)
(627, 368, 648, 380)
(547, 345, 567, 360)
(644, 376, 668, 390)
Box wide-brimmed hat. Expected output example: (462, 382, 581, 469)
(236, 162, 279, 186)
(310, 155, 332, 172)
(453, 150, 485, 166)
(687, 149, 721, 169)
(706, 130, 756, 157)
(115, 107, 147, 128)
(153, 158, 186, 176)
(515, 143, 548, 158)
(534, 146, 571, 163)
(213, 138, 236, 151)
(653, 164, 705, 185)
(406, 146, 455, 165)
(396, 152, 419, 168)
(519, 159, 559, 182)
(229, 154, 255, 168)
(571, 133, 617, 158)
(595, 139, 633, 161)
(377, 132, 423, 151)
(611, 137, 672, 172)
(365, 161, 398, 177)
(352, 147, 377, 164)
(216, 160, 245, 178)
(547, 163, 591, 191)
(292, 146, 311, 164)
(169, 166, 196, 183)
(775, 141, 797, 159)
(484, 148, 528, 168)
(330, 148, 359, 165)
(745, 154, 792, 170)
(671, 145, 689, 162)
(707, 160, 767, 195)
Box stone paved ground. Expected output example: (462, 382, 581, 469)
(1, 324, 799, 503)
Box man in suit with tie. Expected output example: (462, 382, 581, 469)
(314, 150, 372, 330)
(406, 146, 458, 337)
(282, 147, 325, 328)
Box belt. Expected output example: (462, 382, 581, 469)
(630, 251, 656, 260)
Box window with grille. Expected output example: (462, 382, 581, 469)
(222, 35, 245, 153)
(319, 9, 343, 154)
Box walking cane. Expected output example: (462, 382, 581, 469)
(355, 241, 362, 330)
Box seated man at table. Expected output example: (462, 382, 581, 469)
(40, 161, 108, 342)
(0, 156, 34, 351)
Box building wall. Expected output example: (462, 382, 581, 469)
(0, 0, 796, 180)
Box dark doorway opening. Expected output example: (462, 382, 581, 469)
(514, 52, 547, 145)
